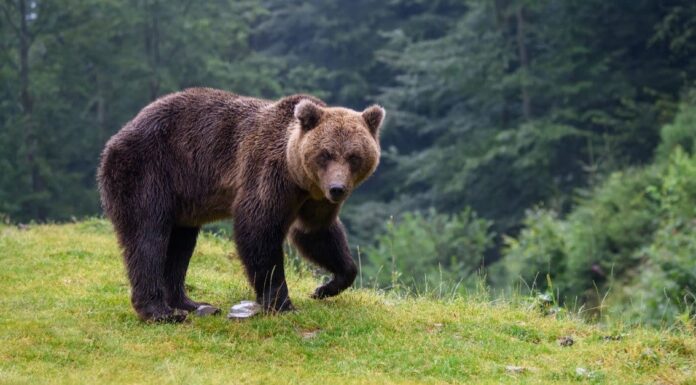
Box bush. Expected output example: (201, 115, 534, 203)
(617, 149, 696, 325)
(561, 168, 661, 303)
(502, 167, 661, 306)
(363, 208, 494, 293)
(657, 88, 696, 158)
(501, 208, 568, 294)
(502, 148, 696, 324)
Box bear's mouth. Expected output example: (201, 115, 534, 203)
(325, 193, 347, 204)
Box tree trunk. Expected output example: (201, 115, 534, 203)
(515, 5, 531, 120)
(493, 0, 510, 127)
(17, 0, 44, 219)
(493, 0, 506, 28)
(144, 0, 161, 100)
(95, 71, 106, 141)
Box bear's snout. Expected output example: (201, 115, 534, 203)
(321, 162, 352, 203)
(329, 184, 347, 201)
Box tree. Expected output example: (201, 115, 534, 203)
(0, 0, 273, 221)
(370, 0, 696, 236)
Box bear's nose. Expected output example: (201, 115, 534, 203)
(329, 184, 347, 201)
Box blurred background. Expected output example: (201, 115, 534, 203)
(2, 0, 696, 325)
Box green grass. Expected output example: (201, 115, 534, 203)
(1, 220, 695, 384)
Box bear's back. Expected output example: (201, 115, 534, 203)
(98, 88, 327, 226)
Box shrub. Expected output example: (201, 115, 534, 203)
(363, 208, 494, 292)
(657, 88, 696, 158)
(617, 149, 696, 325)
(502, 149, 696, 324)
(501, 166, 661, 309)
(501, 208, 568, 294)
(561, 168, 661, 303)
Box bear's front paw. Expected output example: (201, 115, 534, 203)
(311, 283, 340, 299)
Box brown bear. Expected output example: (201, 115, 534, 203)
(97, 88, 384, 322)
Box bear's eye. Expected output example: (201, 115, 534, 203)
(317, 150, 332, 166)
(347, 154, 362, 169)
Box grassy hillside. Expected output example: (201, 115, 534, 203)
(1, 220, 695, 385)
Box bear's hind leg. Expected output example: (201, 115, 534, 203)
(164, 226, 220, 315)
(290, 220, 358, 299)
(123, 223, 187, 323)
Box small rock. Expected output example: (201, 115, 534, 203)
(558, 336, 574, 347)
(194, 305, 221, 317)
(300, 329, 320, 339)
(574, 367, 600, 379)
(602, 334, 624, 341)
(505, 365, 526, 374)
(227, 300, 261, 320)
(427, 323, 444, 334)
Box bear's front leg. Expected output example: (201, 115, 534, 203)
(290, 220, 358, 299)
(233, 214, 294, 313)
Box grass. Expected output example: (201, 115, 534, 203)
(1, 219, 695, 385)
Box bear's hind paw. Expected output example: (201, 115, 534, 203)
(141, 307, 188, 323)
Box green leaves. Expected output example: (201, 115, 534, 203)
(0, 0, 277, 222)
(363, 208, 494, 292)
(501, 97, 696, 324)
(367, 0, 696, 236)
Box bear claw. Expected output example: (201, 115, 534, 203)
(311, 286, 333, 299)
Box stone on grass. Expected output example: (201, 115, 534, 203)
(227, 300, 261, 320)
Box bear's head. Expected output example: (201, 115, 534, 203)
(288, 99, 384, 204)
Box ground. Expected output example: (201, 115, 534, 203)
(1, 220, 694, 385)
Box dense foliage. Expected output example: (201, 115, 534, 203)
(363, 208, 493, 291)
(1, 0, 695, 323)
(502, 98, 696, 324)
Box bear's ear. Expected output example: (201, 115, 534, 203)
(294, 99, 324, 131)
(362, 105, 385, 138)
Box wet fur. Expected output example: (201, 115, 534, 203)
(97, 88, 382, 322)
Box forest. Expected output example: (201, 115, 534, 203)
(2, 0, 696, 325)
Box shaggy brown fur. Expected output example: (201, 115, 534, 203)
(97, 88, 384, 322)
